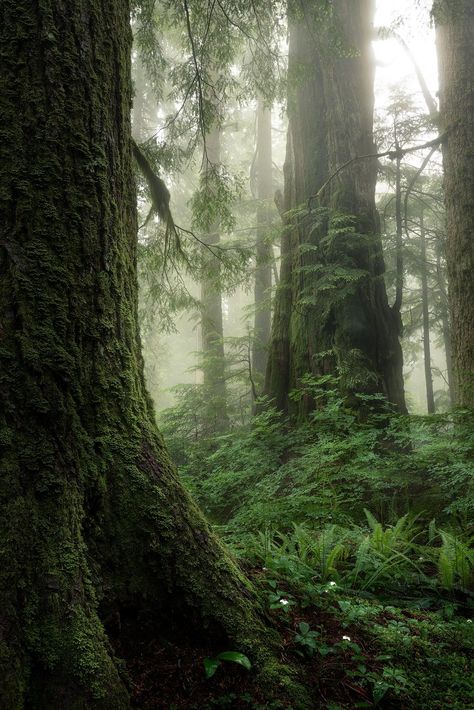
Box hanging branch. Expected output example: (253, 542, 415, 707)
(183, 0, 207, 147)
(308, 131, 449, 211)
(132, 138, 175, 234)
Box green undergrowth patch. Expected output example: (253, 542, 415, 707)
(158, 379, 474, 707)
(160, 384, 474, 535)
(247, 560, 474, 709)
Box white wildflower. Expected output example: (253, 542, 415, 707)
(279, 598, 289, 606)
(342, 635, 351, 641)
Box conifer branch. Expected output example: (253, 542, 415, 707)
(308, 132, 449, 211)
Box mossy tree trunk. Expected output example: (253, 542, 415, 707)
(0, 2, 277, 707)
(265, 0, 406, 418)
(435, 0, 474, 407)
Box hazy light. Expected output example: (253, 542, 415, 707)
(374, 0, 438, 113)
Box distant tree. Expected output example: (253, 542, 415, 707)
(265, 0, 406, 418)
(252, 99, 274, 385)
(198, 117, 229, 431)
(434, 0, 474, 406)
(0, 2, 280, 705)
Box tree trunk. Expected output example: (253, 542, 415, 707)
(420, 214, 436, 413)
(436, 250, 455, 404)
(0, 2, 277, 706)
(265, 0, 406, 418)
(200, 123, 228, 430)
(435, 0, 474, 407)
(264, 131, 296, 413)
(252, 99, 273, 386)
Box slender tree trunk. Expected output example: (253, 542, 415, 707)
(265, 0, 406, 418)
(264, 131, 295, 412)
(436, 250, 455, 403)
(435, 0, 474, 407)
(0, 2, 279, 706)
(252, 99, 273, 386)
(393, 133, 404, 319)
(200, 123, 228, 430)
(420, 213, 436, 413)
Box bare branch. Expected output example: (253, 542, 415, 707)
(308, 132, 449, 211)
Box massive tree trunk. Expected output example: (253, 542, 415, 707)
(435, 0, 474, 407)
(0, 2, 277, 706)
(265, 0, 406, 418)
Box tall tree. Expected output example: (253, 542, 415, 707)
(419, 211, 436, 413)
(265, 0, 406, 418)
(252, 99, 274, 384)
(0, 1, 280, 705)
(199, 120, 229, 431)
(435, 0, 474, 407)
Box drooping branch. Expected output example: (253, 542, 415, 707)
(183, 0, 207, 146)
(132, 138, 175, 234)
(308, 132, 449, 210)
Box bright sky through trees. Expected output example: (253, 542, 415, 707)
(375, 0, 438, 109)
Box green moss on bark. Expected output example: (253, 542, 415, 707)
(0, 1, 298, 707)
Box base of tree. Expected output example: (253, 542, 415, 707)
(104, 602, 312, 709)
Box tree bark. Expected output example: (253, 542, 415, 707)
(435, 0, 474, 407)
(265, 0, 406, 418)
(0, 2, 277, 706)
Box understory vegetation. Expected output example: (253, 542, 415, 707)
(156, 381, 474, 708)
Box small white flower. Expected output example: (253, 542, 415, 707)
(262, 567, 267, 571)
(418, 557, 424, 562)
(328, 581, 337, 587)
(279, 598, 289, 606)
(467, 619, 472, 623)
(342, 635, 351, 641)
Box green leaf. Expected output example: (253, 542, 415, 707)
(216, 651, 252, 671)
(204, 657, 220, 679)
(298, 621, 310, 635)
(373, 681, 389, 705)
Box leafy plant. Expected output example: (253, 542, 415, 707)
(204, 651, 252, 679)
(293, 621, 321, 657)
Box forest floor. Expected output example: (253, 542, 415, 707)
(117, 566, 474, 709)
(145, 402, 474, 708)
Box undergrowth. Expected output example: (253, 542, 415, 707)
(158, 379, 474, 708)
